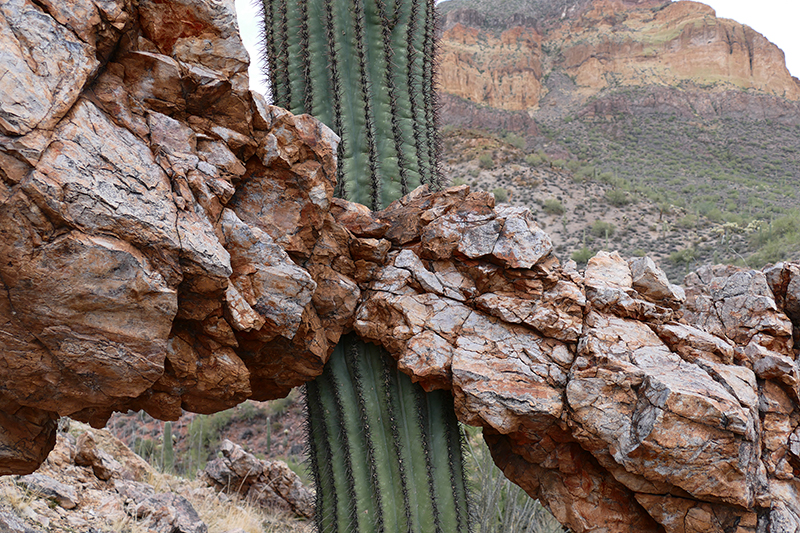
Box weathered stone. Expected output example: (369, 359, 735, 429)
(490, 206, 553, 269)
(630, 256, 685, 305)
(0, 0, 99, 136)
(4, 1, 800, 532)
(0, 403, 57, 475)
(202, 440, 314, 519)
(17, 473, 78, 509)
(117, 479, 207, 533)
(220, 209, 316, 339)
(75, 432, 123, 481)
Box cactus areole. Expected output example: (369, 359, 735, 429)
(259, 0, 471, 531)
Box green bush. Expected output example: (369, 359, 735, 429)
(478, 153, 495, 169)
(598, 171, 615, 183)
(571, 247, 594, 265)
(525, 154, 544, 166)
(542, 198, 566, 216)
(605, 189, 630, 207)
(493, 187, 509, 203)
(669, 247, 697, 265)
(676, 214, 699, 229)
(591, 220, 616, 238)
(577, 164, 595, 179)
(502, 132, 526, 150)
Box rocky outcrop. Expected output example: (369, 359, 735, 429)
(438, 0, 800, 126)
(1, 424, 283, 533)
(201, 439, 314, 519)
(4, 1, 800, 533)
(0, 0, 349, 471)
(340, 188, 800, 533)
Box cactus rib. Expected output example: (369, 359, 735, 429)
(306, 335, 468, 532)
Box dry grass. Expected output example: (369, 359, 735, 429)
(0, 476, 34, 513)
(108, 514, 152, 533)
(184, 480, 312, 533)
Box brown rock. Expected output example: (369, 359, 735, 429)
(75, 431, 123, 481)
(0, 0, 99, 136)
(202, 440, 314, 519)
(0, 402, 57, 475)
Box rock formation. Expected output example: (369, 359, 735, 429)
(3, 1, 800, 533)
(201, 439, 314, 519)
(1, 424, 307, 532)
(438, 0, 800, 129)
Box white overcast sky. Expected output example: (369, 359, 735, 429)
(234, 0, 800, 99)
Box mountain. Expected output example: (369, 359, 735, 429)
(437, 0, 800, 280)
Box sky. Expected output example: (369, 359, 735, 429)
(233, 0, 800, 98)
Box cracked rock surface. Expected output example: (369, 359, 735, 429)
(3, 1, 800, 533)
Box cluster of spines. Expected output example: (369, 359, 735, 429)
(259, 0, 442, 209)
(305, 334, 470, 532)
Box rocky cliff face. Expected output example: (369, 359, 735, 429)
(4, 2, 800, 533)
(438, 0, 800, 127)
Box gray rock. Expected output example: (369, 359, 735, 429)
(17, 473, 78, 509)
(0, 509, 42, 533)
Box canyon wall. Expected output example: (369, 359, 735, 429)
(3, 1, 800, 533)
(438, 0, 800, 127)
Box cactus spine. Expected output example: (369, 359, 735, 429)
(260, 0, 442, 210)
(259, 1, 468, 531)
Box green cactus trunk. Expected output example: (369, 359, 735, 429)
(306, 334, 469, 532)
(259, 1, 469, 531)
(260, 0, 441, 210)
(162, 421, 174, 473)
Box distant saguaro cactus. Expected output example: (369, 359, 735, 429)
(258, 1, 470, 531)
(162, 421, 175, 473)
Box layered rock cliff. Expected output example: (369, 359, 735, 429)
(4, 2, 800, 533)
(438, 0, 800, 127)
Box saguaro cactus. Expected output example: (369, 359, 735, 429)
(260, 0, 441, 209)
(307, 334, 469, 532)
(258, 1, 470, 531)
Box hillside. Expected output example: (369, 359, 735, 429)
(437, 0, 800, 278)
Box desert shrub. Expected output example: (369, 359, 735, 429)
(502, 132, 526, 150)
(577, 164, 595, 179)
(676, 214, 699, 229)
(478, 153, 495, 169)
(669, 247, 697, 265)
(542, 198, 566, 216)
(551, 159, 566, 169)
(591, 220, 616, 238)
(493, 187, 509, 203)
(571, 247, 594, 265)
(598, 171, 615, 183)
(605, 189, 630, 207)
(525, 154, 544, 166)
